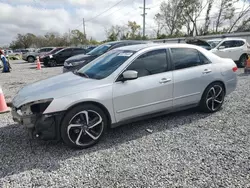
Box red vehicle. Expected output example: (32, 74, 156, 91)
(39, 47, 64, 62)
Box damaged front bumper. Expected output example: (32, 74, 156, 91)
(12, 107, 65, 141)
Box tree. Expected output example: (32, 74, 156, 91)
(215, 0, 236, 32)
(127, 21, 141, 39)
(70, 29, 87, 45)
(11, 33, 36, 48)
(180, 0, 208, 36)
(203, 0, 214, 35)
(154, 0, 184, 36)
(236, 17, 250, 32)
(154, 13, 165, 37)
(105, 25, 121, 41)
(227, 0, 250, 32)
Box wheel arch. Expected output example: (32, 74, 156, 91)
(64, 101, 112, 128)
(239, 53, 248, 60)
(201, 80, 226, 99)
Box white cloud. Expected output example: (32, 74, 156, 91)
(0, 0, 160, 46)
(2, 0, 246, 47)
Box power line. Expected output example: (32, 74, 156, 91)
(85, 0, 125, 22)
(102, 0, 135, 18)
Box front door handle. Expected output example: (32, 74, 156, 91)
(202, 69, 212, 74)
(159, 78, 171, 84)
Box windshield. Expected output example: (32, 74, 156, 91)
(207, 40, 222, 48)
(87, 44, 112, 56)
(49, 48, 63, 54)
(54, 48, 66, 54)
(77, 50, 135, 80)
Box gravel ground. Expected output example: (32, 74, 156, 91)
(0, 60, 250, 188)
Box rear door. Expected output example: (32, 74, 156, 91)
(170, 47, 215, 107)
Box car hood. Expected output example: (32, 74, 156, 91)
(65, 54, 97, 63)
(12, 72, 102, 108)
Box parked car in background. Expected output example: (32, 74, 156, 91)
(185, 38, 212, 50)
(11, 43, 238, 149)
(39, 47, 64, 62)
(207, 39, 222, 49)
(85, 46, 97, 53)
(63, 40, 151, 73)
(43, 47, 88, 67)
(13, 49, 30, 55)
(208, 38, 250, 67)
(22, 47, 55, 63)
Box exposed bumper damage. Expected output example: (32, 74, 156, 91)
(11, 99, 65, 141)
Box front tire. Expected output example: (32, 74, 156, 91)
(48, 59, 57, 67)
(199, 82, 225, 113)
(61, 104, 107, 149)
(27, 56, 35, 63)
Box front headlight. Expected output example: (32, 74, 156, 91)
(49, 55, 53, 58)
(19, 98, 53, 115)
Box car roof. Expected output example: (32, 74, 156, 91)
(104, 40, 150, 45)
(208, 37, 245, 41)
(117, 43, 205, 52)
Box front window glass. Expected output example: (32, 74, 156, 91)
(77, 50, 135, 80)
(126, 49, 168, 77)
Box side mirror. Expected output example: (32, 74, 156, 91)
(121, 70, 138, 81)
(218, 46, 225, 50)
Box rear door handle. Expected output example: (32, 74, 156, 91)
(202, 69, 212, 74)
(159, 78, 171, 84)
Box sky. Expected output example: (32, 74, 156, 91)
(0, 0, 248, 46)
(0, 0, 161, 46)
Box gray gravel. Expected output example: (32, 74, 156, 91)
(0, 60, 250, 188)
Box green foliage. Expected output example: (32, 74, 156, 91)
(105, 21, 145, 41)
(9, 29, 98, 49)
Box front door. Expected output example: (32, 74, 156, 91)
(113, 49, 174, 122)
(214, 40, 241, 61)
(58, 49, 73, 64)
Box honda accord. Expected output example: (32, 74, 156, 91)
(11, 43, 237, 149)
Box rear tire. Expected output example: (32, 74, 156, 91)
(61, 104, 108, 149)
(199, 82, 225, 113)
(238, 54, 248, 68)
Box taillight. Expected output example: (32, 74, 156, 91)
(232, 67, 238, 72)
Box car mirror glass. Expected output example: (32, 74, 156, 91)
(122, 70, 138, 81)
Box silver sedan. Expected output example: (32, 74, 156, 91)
(11, 43, 238, 149)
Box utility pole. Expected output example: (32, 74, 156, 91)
(83, 18, 86, 39)
(68, 28, 71, 43)
(140, 0, 150, 38)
